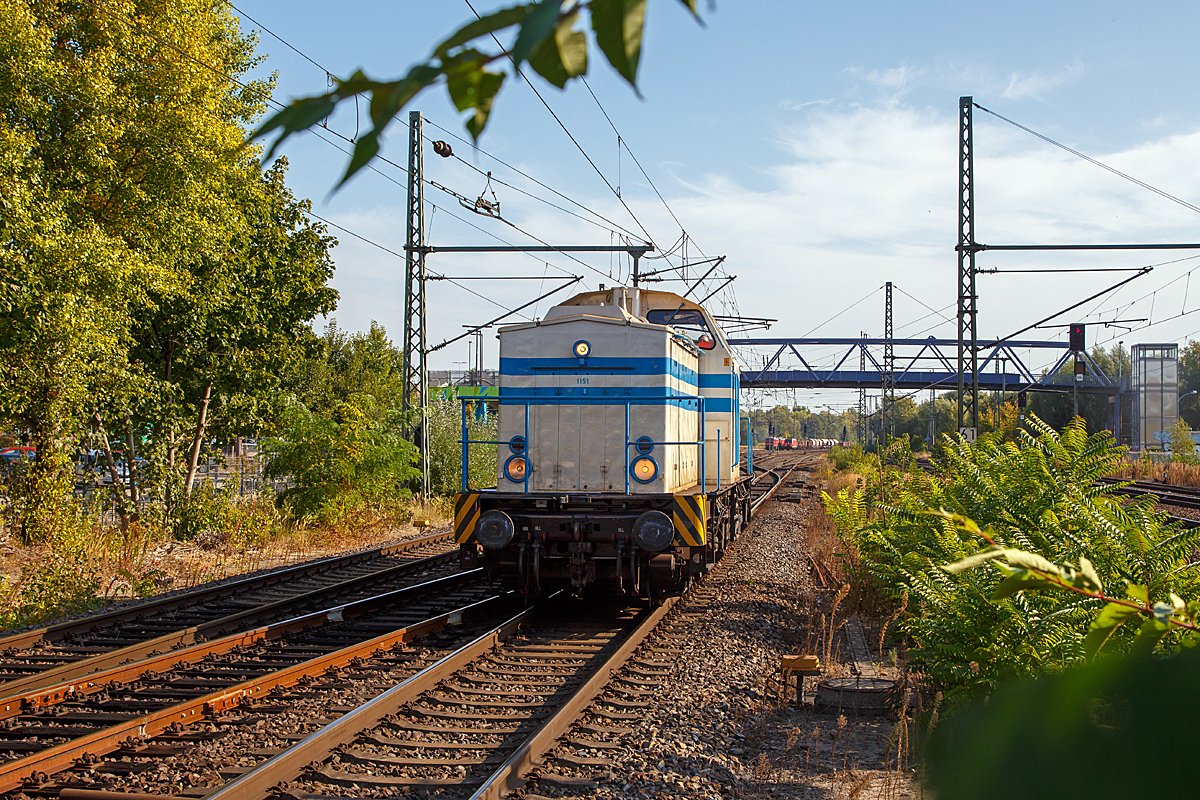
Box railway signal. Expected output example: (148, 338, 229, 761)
(1069, 322, 1086, 352)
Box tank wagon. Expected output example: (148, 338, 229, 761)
(453, 287, 751, 600)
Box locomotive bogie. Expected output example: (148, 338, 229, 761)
(455, 484, 751, 596)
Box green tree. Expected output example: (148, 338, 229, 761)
(1026, 344, 1129, 435)
(427, 391, 498, 496)
(128, 157, 337, 504)
(266, 321, 431, 517)
(264, 398, 418, 525)
(285, 321, 406, 416)
(1178, 340, 1200, 428)
(0, 1, 341, 539)
(0, 0, 282, 537)
(1168, 416, 1197, 464)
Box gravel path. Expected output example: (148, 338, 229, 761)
(524, 470, 921, 800)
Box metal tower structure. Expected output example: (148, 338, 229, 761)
(956, 96, 980, 435)
(882, 282, 895, 445)
(857, 332, 868, 445)
(403, 111, 430, 495)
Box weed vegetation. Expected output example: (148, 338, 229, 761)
(823, 414, 1200, 794)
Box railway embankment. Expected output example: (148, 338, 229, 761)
(0, 452, 926, 800)
(526, 458, 918, 800)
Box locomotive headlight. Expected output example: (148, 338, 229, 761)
(508, 435, 527, 454)
(573, 339, 591, 358)
(476, 509, 515, 550)
(633, 510, 674, 552)
(630, 455, 658, 483)
(505, 454, 529, 482)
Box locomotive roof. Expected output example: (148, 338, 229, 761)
(558, 288, 708, 315)
(511, 288, 717, 327)
(498, 287, 728, 354)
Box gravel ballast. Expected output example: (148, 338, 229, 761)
(525, 467, 921, 800)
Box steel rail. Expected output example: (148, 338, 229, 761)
(750, 456, 818, 516)
(203, 602, 545, 800)
(467, 596, 678, 800)
(0, 569, 486, 719)
(0, 539, 459, 697)
(0, 530, 454, 653)
(0, 591, 511, 794)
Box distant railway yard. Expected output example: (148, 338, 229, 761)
(0, 450, 924, 800)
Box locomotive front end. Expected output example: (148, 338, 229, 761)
(453, 287, 747, 599)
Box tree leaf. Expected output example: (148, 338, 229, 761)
(943, 546, 1005, 574)
(1002, 548, 1060, 575)
(251, 95, 336, 162)
(991, 569, 1057, 601)
(528, 13, 587, 87)
(1084, 601, 1141, 659)
(465, 72, 506, 140)
(924, 507, 984, 536)
(1079, 556, 1102, 593)
(1126, 583, 1149, 605)
(511, 0, 564, 69)
(434, 4, 532, 59)
(1130, 616, 1169, 656)
(367, 64, 442, 130)
(590, 0, 646, 89)
(446, 55, 494, 111)
(335, 134, 380, 189)
(557, 14, 588, 77)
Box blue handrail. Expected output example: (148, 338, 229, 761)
(459, 395, 706, 494)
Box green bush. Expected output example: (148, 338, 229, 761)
(1, 545, 101, 628)
(264, 397, 419, 524)
(171, 480, 234, 541)
(1168, 416, 1198, 464)
(427, 391, 498, 496)
(824, 415, 1200, 707)
(829, 442, 872, 472)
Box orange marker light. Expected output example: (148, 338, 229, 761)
(506, 456, 527, 482)
(631, 456, 657, 483)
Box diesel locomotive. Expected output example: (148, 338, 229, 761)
(453, 286, 753, 600)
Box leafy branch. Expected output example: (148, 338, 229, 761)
(936, 509, 1200, 659)
(251, 0, 701, 187)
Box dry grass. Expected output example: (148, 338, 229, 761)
(0, 496, 452, 627)
(1110, 459, 1200, 486)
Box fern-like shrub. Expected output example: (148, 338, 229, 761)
(824, 414, 1200, 707)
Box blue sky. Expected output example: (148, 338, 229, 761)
(237, 0, 1200, 412)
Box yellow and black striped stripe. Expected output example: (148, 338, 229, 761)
(454, 492, 480, 544)
(672, 495, 707, 546)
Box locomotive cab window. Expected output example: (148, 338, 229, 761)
(647, 308, 718, 349)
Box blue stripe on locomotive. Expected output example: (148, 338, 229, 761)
(497, 388, 731, 411)
(499, 356, 699, 386)
(499, 355, 734, 413)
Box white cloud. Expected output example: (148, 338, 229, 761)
(325, 97, 1200, 392)
(1001, 59, 1085, 101)
(778, 97, 834, 112)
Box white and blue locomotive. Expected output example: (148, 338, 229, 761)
(454, 287, 753, 598)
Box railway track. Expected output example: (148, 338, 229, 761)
(749, 451, 821, 515)
(1098, 477, 1200, 510)
(0, 532, 458, 698)
(0, 456, 821, 800)
(205, 596, 666, 800)
(0, 569, 509, 796)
